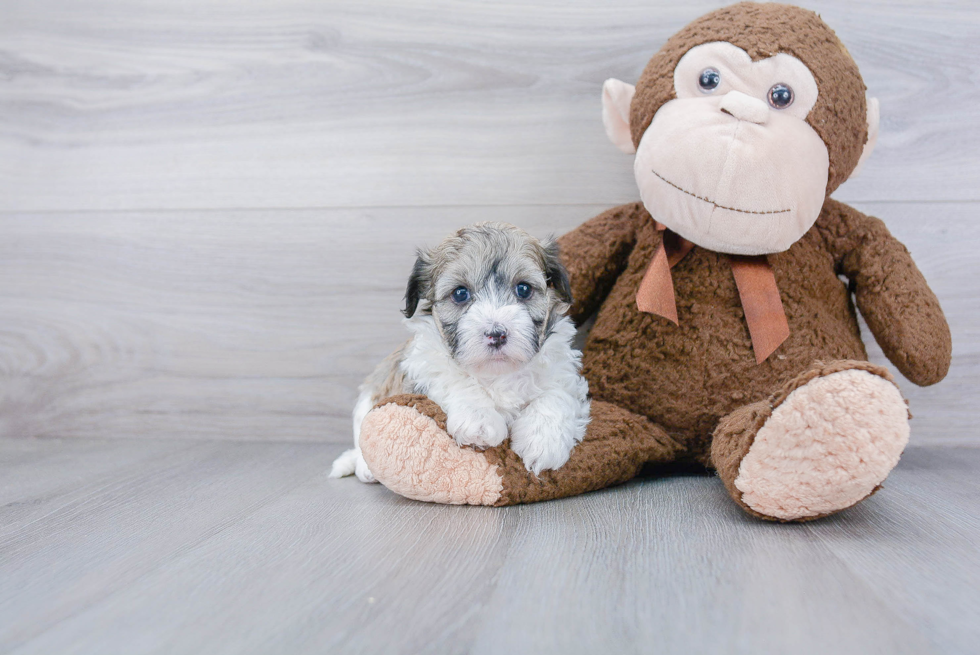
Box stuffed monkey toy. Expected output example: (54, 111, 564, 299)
(355, 2, 951, 521)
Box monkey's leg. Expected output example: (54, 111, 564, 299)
(711, 360, 910, 522)
(358, 394, 685, 506)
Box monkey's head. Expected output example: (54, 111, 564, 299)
(603, 2, 879, 255)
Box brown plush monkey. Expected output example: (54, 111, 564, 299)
(355, 2, 951, 521)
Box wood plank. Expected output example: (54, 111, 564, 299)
(0, 437, 193, 536)
(0, 204, 606, 443)
(464, 479, 935, 655)
(0, 439, 338, 652)
(4, 440, 976, 654)
(805, 447, 980, 655)
(1, 0, 978, 212)
(0, 201, 974, 445)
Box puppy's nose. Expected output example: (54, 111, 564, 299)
(485, 327, 508, 349)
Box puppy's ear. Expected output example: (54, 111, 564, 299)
(542, 239, 573, 304)
(403, 249, 432, 318)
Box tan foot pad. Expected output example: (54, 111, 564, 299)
(735, 369, 909, 520)
(359, 403, 503, 506)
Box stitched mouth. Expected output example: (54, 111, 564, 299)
(651, 170, 791, 215)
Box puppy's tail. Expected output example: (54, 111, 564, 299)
(329, 447, 378, 483)
(329, 448, 359, 478)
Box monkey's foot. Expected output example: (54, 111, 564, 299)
(358, 395, 503, 505)
(712, 361, 910, 521)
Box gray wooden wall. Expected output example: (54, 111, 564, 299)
(1, 0, 977, 446)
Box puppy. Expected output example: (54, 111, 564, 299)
(330, 222, 590, 483)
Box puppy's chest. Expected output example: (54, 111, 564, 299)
(480, 372, 539, 419)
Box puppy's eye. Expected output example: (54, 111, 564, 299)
(451, 286, 470, 304)
(698, 67, 721, 93)
(514, 282, 532, 299)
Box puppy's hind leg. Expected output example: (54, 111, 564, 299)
(330, 340, 412, 483)
(329, 392, 378, 482)
(328, 449, 377, 483)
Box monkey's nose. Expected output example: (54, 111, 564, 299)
(719, 90, 769, 124)
(485, 327, 508, 349)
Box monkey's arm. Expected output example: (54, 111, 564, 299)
(558, 202, 643, 324)
(818, 198, 951, 386)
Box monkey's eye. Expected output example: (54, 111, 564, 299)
(514, 282, 532, 299)
(698, 68, 721, 93)
(768, 83, 794, 109)
(451, 286, 470, 303)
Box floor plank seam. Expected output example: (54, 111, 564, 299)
(2, 198, 978, 217)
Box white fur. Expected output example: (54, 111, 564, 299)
(328, 393, 377, 483)
(332, 313, 591, 481)
(330, 223, 591, 483)
(453, 295, 539, 373)
(401, 314, 590, 475)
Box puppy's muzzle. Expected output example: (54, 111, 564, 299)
(485, 326, 508, 349)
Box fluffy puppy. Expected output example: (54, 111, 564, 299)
(330, 222, 591, 483)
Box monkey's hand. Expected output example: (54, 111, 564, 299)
(821, 200, 952, 386)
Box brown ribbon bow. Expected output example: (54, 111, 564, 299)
(636, 223, 790, 364)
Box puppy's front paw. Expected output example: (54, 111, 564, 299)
(446, 407, 508, 449)
(510, 412, 584, 476)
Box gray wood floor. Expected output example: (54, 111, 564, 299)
(1, 1, 979, 653)
(1, 440, 978, 655)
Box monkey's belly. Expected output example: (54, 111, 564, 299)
(580, 248, 867, 460)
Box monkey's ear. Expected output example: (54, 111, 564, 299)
(403, 250, 431, 318)
(602, 78, 637, 155)
(849, 96, 880, 179)
(542, 240, 573, 305)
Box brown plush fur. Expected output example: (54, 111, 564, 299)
(710, 359, 897, 522)
(377, 393, 685, 507)
(374, 394, 449, 428)
(357, 3, 952, 519)
(565, 198, 949, 466)
(630, 2, 868, 194)
(484, 401, 684, 506)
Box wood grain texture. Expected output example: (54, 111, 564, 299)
(1, 0, 979, 212)
(1, 3, 977, 653)
(0, 438, 337, 652)
(0, 202, 974, 445)
(1, 439, 977, 654)
(0, 205, 603, 442)
(0, 0, 976, 443)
